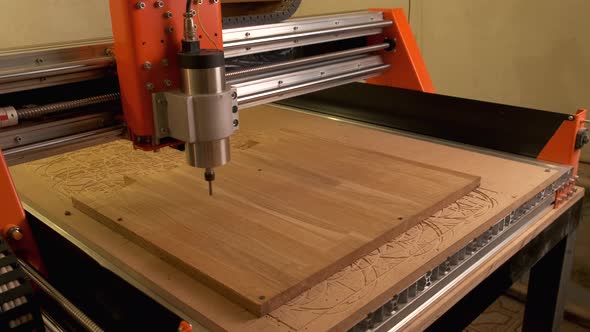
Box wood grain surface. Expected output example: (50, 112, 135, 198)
(9, 105, 568, 331)
(72, 129, 479, 315)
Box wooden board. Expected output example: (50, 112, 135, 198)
(72, 129, 479, 316)
(9, 104, 570, 331)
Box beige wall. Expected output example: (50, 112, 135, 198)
(0, 1, 112, 51)
(412, 0, 590, 159)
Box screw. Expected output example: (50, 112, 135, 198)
(154, 1, 164, 8)
(245, 32, 251, 37)
(211, 0, 219, 3)
(143, 61, 152, 70)
(7, 227, 23, 241)
(231, 91, 237, 99)
(293, 26, 299, 31)
(146, 83, 154, 90)
(278, 80, 284, 86)
(164, 79, 172, 87)
(164, 11, 173, 19)
(166, 26, 174, 33)
(232, 106, 238, 113)
(233, 119, 240, 127)
(35, 57, 44, 65)
(568, 115, 575, 121)
(136, 2, 146, 9)
(14, 136, 22, 144)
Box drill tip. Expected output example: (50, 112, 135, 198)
(205, 168, 215, 196)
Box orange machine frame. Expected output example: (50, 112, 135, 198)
(367, 8, 435, 93)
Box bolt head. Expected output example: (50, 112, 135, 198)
(154, 1, 164, 8)
(233, 119, 240, 127)
(8, 227, 23, 241)
(231, 91, 237, 99)
(146, 83, 155, 90)
(164, 79, 172, 87)
(14, 136, 22, 143)
(136, 2, 146, 9)
(143, 61, 152, 70)
(164, 11, 173, 18)
(569, 115, 575, 121)
(166, 26, 174, 33)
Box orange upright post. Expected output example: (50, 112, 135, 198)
(368, 8, 435, 93)
(0, 151, 44, 272)
(538, 109, 588, 175)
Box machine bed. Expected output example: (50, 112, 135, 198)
(9, 104, 580, 331)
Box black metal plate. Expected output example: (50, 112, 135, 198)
(278, 83, 570, 159)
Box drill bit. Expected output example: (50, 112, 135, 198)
(204, 168, 215, 196)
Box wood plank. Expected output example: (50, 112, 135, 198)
(72, 129, 480, 316)
(9, 104, 568, 331)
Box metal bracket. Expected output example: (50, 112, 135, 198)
(152, 92, 170, 145)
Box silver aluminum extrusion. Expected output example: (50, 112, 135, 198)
(0, 41, 114, 93)
(2, 126, 124, 166)
(0, 112, 118, 150)
(232, 53, 389, 109)
(226, 43, 389, 79)
(237, 65, 389, 109)
(223, 20, 391, 58)
(0, 12, 391, 91)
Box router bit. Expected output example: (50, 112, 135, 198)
(205, 168, 215, 196)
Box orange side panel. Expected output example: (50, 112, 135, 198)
(109, 1, 223, 143)
(367, 8, 435, 93)
(0, 151, 44, 272)
(537, 109, 587, 175)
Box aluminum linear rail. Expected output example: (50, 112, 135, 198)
(230, 54, 389, 109)
(0, 12, 389, 93)
(223, 12, 391, 58)
(0, 41, 114, 94)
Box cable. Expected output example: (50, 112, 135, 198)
(195, 3, 220, 50)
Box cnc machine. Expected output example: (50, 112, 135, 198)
(0, 1, 586, 331)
